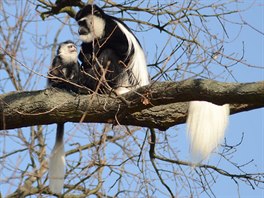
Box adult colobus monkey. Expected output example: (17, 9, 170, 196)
(47, 40, 79, 193)
(75, 4, 149, 94)
(75, 4, 229, 160)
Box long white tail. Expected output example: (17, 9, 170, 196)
(187, 101, 230, 161)
(49, 124, 65, 194)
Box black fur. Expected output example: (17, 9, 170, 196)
(75, 4, 144, 94)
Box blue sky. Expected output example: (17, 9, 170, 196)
(192, 2, 264, 197)
(0, 1, 263, 197)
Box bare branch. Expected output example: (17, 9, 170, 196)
(36, 0, 85, 19)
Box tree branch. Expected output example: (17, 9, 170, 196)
(36, 0, 85, 19)
(0, 79, 263, 131)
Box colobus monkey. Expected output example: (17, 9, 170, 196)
(47, 40, 79, 194)
(75, 5, 229, 161)
(48, 40, 80, 93)
(75, 4, 149, 94)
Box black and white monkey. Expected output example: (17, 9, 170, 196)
(75, 4, 149, 94)
(75, 4, 229, 161)
(48, 40, 80, 92)
(47, 40, 79, 194)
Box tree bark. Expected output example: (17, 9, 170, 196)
(0, 79, 263, 130)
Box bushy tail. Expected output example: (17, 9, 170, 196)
(187, 101, 230, 161)
(49, 123, 65, 194)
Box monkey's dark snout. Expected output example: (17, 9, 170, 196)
(78, 27, 90, 35)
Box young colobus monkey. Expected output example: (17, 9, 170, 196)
(75, 4, 149, 94)
(47, 40, 79, 194)
(48, 40, 80, 92)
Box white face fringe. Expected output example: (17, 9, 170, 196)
(59, 43, 78, 65)
(79, 15, 106, 43)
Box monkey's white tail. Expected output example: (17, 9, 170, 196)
(187, 101, 230, 161)
(49, 124, 65, 194)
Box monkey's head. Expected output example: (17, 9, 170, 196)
(57, 40, 78, 64)
(75, 4, 106, 43)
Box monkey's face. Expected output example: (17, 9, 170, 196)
(76, 5, 106, 43)
(59, 42, 78, 64)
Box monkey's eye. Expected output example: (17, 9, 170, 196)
(78, 20, 86, 26)
(67, 45, 76, 52)
(93, 10, 101, 16)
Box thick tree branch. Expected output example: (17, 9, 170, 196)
(0, 79, 263, 131)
